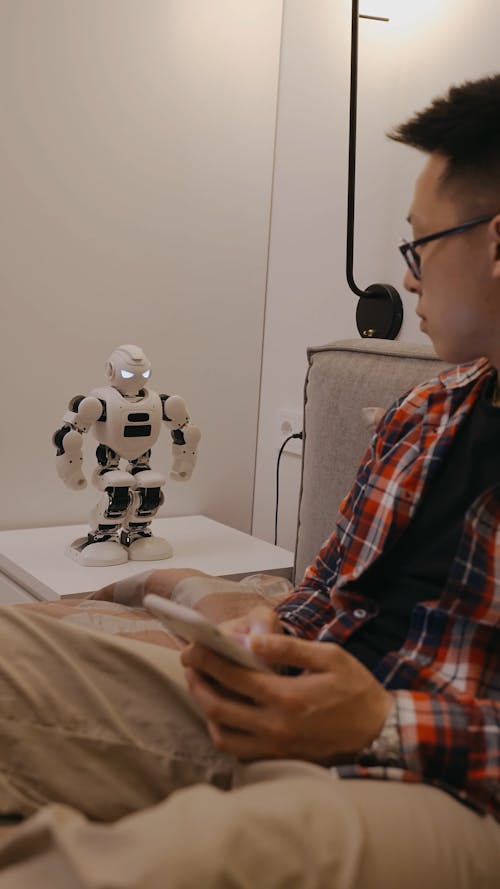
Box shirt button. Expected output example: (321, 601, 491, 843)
(353, 608, 367, 619)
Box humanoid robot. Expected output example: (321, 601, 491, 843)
(53, 344, 201, 566)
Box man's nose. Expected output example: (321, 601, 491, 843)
(403, 268, 422, 295)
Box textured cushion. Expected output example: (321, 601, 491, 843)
(15, 573, 292, 648)
(294, 339, 448, 583)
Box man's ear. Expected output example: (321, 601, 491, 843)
(490, 215, 500, 279)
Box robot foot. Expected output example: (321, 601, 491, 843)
(66, 537, 129, 567)
(127, 535, 174, 561)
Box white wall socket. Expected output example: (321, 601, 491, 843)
(276, 409, 303, 456)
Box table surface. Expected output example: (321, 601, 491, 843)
(0, 516, 294, 600)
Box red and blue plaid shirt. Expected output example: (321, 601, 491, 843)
(276, 358, 499, 820)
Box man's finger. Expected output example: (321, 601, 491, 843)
(187, 668, 297, 757)
(246, 605, 281, 634)
(187, 668, 274, 735)
(251, 634, 342, 671)
(182, 643, 286, 703)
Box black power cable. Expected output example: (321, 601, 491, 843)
(274, 432, 303, 546)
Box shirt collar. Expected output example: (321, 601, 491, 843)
(437, 357, 492, 392)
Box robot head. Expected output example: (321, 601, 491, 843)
(105, 345, 152, 395)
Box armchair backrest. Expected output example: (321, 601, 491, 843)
(294, 339, 447, 583)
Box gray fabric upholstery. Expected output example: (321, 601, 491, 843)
(293, 339, 448, 583)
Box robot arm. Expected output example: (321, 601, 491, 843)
(170, 424, 201, 481)
(160, 395, 201, 481)
(53, 396, 103, 490)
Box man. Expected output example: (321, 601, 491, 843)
(0, 75, 498, 887)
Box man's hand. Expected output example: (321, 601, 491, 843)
(181, 633, 392, 764)
(218, 604, 283, 640)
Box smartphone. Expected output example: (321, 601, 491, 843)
(144, 594, 270, 672)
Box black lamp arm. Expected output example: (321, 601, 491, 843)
(346, 0, 403, 338)
(346, 0, 365, 299)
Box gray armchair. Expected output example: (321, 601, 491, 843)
(294, 338, 447, 583)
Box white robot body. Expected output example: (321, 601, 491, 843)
(91, 468, 136, 491)
(89, 386, 163, 463)
(53, 345, 200, 566)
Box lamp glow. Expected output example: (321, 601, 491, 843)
(361, 0, 454, 30)
(360, 1, 393, 19)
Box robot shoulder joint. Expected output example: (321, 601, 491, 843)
(69, 395, 86, 412)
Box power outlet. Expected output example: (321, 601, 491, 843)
(276, 409, 303, 456)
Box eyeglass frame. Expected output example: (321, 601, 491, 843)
(399, 213, 498, 280)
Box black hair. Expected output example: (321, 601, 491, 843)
(388, 73, 500, 204)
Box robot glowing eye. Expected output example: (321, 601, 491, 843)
(142, 370, 151, 379)
(121, 370, 135, 379)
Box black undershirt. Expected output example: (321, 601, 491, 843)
(343, 373, 500, 671)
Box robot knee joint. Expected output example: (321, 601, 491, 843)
(136, 487, 163, 517)
(104, 486, 132, 519)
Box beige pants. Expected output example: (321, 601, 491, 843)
(0, 607, 497, 888)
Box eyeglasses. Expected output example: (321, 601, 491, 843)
(399, 213, 497, 280)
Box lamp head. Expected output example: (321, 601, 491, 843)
(355, 284, 403, 338)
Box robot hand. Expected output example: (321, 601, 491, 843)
(170, 424, 201, 481)
(55, 429, 87, 490)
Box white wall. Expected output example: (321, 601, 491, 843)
(3, 1, 499, 550)
(252, 0, 500, 550)
(0, 0, 283, 532)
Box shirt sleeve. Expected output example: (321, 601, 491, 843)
(274, 535, 341, 638)
(391, 689, 499, 817)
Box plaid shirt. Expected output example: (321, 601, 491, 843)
(276, 358, 500, 821)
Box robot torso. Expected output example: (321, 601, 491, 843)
(90, 386, 163, 461)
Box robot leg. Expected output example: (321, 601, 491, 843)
(68, 469, 136, 567)
(121, 470, 172, 561)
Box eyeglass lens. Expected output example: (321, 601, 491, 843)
(400, 243, 421, 279)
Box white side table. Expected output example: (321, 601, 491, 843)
(0, 516, 294, 603)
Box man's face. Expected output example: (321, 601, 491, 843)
(404, 152, 500, 366)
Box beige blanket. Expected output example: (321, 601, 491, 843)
(15, 574, 291, 649)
